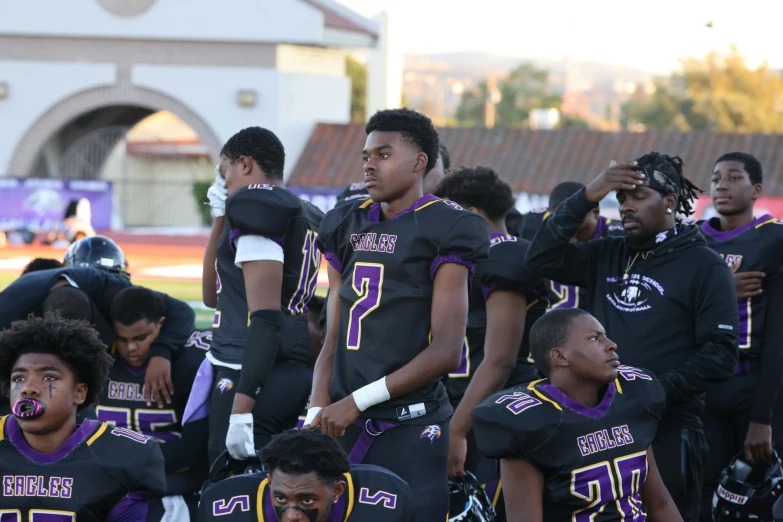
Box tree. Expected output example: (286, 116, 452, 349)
(623, 47, 783, 133)
(456, 63, 562, 127)
(346, 55, 367, 123)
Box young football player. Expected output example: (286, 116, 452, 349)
(306, 108, 490, 520)
(96, 286, 208, 519)
(699, 152, 783, 520)
(0, 313, 166, 518)
(472, 308, 682, 521)
(434, 166, 547, 519)
(201, 126, 323, 462)
(200, 429, 414, 521)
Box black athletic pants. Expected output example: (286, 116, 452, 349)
(207, 361, 311, 464)
(652, 404, 708, 522)
(339, 418, 450, 521)
(700, 369, 783, 522)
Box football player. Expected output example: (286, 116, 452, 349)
(306, 108, 490, 520)
(433, 167, 546, 506)
(0, 267, 195, 410)
(96, 286, 208, 520)
(199, 429, 415, 521)
(699, 152, 783, 520)
(0, 314, 166, 518)
(201, 127, 323, 463)
(472, 308, 682, 521)
(521, 181, 623, 310)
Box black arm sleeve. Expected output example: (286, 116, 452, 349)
(236, 310, 283, 396)
(752, 275, 783, 424)
(149, 294, 195, 360)
(658, 262, 739, 403)
(524, 188, 604, 287)
(160, 417, 209, 473)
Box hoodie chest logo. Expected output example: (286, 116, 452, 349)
(606, 273, 665, 312)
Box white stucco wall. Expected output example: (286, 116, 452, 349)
(0, 0, 324, 45)
(0, 60, 116, 174)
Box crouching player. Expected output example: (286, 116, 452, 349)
(0, 314, 166, 518)
(472, 309, 681, 521)
(199, 429, 415, 521)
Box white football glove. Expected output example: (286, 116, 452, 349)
(226, 413, 256, 460)
(207, 166, 228, 218)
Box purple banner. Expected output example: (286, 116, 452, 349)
(288, 186, 344, 214)
(0, 177, 112, 232)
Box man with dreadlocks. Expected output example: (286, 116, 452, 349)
(525, 152, 740, 521)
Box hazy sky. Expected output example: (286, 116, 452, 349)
(338, 0, 781, 75)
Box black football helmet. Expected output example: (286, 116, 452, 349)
(449, 471, 496, 522)
(201, 450, 266, 497)
(713, 450, 783, 521)
(63, 235, 130, 278)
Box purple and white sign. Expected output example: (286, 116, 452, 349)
(0, 177, 112, 232)
(287, 186, 344, 214)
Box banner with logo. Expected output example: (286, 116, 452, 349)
(0, 177, 113, 232)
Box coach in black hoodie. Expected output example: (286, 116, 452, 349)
(525, 152, 739, 522)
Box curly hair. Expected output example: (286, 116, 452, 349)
(261, 429, 350, 484)
(21, 258, 63, 276)
(365, 108, 440, 173)
(0, 313, 113, 411)
(634, 152, 703, 216)
(439, 143, 451, 170)
(715, 152, 763, 185)
(221, 127, 285, 180)
(433, 166, 515, 221)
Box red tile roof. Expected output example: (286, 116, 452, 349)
(289, 123, 783, 196)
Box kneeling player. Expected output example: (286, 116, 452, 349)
(0, 314, 166, 518)
(472, 308, 681, 522)
(98, 287, 209, 520)
(199, 429, 415, 521)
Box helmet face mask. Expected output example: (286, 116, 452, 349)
(201, 450, 265, 497)
(448, 471, 496, 522)
(64, 236, 130, 278)
(713, 450, 783, 521)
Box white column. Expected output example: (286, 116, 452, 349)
(365, 10, 402, 117)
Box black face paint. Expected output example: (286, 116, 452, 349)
(273, 505, 319, 522)
(12, 384, 18, 396)
(48, 383, 54, 399)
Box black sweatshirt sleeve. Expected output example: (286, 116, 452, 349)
(150, 294, 195, 360)
(752, 275, 783, 424)
(160, 417, 209, 473)
(658, 261, 739, 404)
(524, 188, 604, 287)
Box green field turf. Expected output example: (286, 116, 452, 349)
(0, 274, 327, 330)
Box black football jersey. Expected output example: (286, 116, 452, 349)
(446, 233, 547, 403)
(318, 194, 491, 424)
(472, 366, 665, 522)
(199, 463, 415, 521)
(210, 185, 324, 366)
(521, 211, 624, 311)
(0, 416, 166, 520)
(336, 182, 371, 205)
(505, 207, 525, 238)
(700, 215, 783, 359)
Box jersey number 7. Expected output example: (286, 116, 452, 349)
(347, 263, 384, 350)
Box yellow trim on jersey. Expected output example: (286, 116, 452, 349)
(86, 422, 108, 446)
(257, 476, 269, 521)
(527, 380, 563, 411)
(415, 199, 439, 212)
(543, 210, 551, 220)
(492, 479, 503, 507)
(0, 415, 6, 440)
(755, 217, 778, 229)
(359, 199, 374, 209)
(342, 471, 355, 520)
(614, 378, 623, 394)
(526, 299, 540, 311)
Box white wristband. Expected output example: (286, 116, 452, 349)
(229, 413, 253, 426)
(303, 407, 322, 426)
(352, 377, 391, 412)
